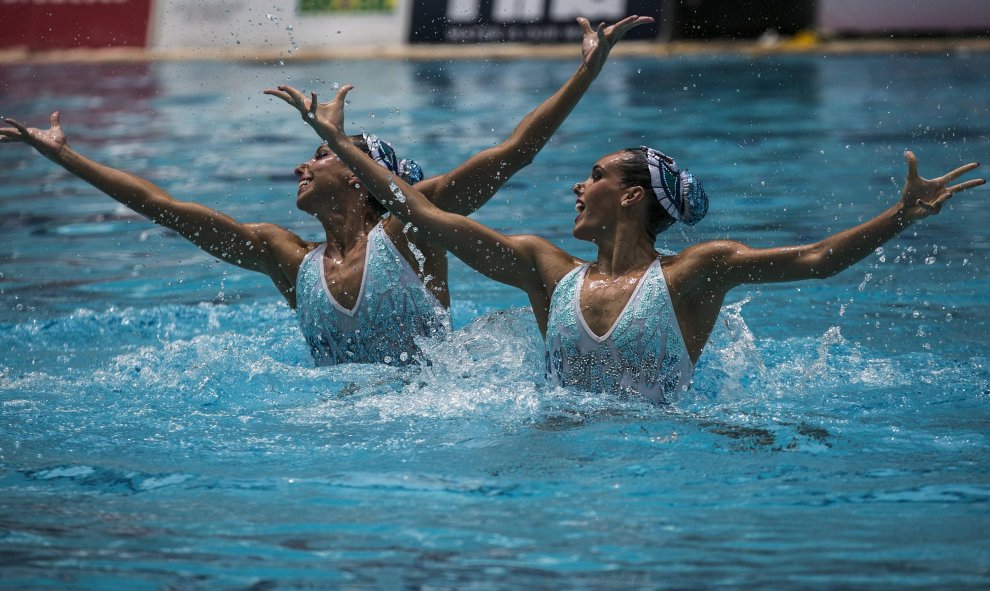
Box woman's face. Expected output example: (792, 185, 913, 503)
(571, 151, 630, 242)
(294, 144, 353, 213)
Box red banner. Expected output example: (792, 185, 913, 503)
(0, 0, 153, 49)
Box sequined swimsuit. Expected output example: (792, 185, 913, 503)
(295, 223, 449, 366)
(544, 258, 693, 403)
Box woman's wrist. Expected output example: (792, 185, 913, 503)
(891, 201, 916, 228)
(42, 142, 71, 164)
(307, 119, 340, 144)
(578, 59, 601, 80)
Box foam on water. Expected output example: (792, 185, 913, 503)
(4, 300, 986, 451)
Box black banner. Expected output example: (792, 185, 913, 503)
(409, 0, 663, 44)
(672, 0, 815, 39)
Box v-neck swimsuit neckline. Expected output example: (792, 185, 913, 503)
(315, 231, 373, 316)
(576, 259, 659, 343)
(544, 256, 693, 403)
(294, 223, 450, 366)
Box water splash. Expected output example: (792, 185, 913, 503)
(697, 296, 766, 402)
(388, 181, 407, 203)
(402, 222, 428, 281)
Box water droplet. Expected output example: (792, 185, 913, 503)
(389, 182, 407, 203)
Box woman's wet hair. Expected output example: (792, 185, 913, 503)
(616, 147, 675, 240)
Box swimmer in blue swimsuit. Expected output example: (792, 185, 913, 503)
(1, 15, 653, 366)
(279, 80, 985, 400)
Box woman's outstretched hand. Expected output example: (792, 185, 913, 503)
(899, 151, 984, 223)
(579, 15, 655, 77)
(264, 83, 354, 142)
(0, 111, 67, 160)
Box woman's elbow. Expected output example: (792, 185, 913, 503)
(802, 246, 842, 279)
(498, 139, 537, 170)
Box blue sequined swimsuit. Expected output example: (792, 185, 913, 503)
(295, 223, 450, 366)
(545, 258, 693, 403)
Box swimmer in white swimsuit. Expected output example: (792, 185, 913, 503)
(281, 80, 984, 400)
(1, 15, 653, 365)
(296, 222, 448, 365)
(545, 257, 692, 403)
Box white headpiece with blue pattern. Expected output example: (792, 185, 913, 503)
(642, 147, 708, 226)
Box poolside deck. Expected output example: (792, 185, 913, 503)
(2, 36, 989, 64)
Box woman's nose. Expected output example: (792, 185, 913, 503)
(572, 182, 583, 195)
(295, 163, 306, 177)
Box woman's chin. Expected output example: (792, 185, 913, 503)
(296, 195, 315, 214)
(572, 222, 593, 242)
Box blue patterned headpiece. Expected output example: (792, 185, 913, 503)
(642, 147, 708, 226)
(363, 133, 424, 185)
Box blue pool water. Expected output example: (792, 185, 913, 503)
(1, 53, 989, 588)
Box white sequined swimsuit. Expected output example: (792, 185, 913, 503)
(545, 258, 693, 403)
(295, 223, 450, 366)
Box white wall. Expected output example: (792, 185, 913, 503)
(151, 0, 412, 53)
(818, 0, 990, 34)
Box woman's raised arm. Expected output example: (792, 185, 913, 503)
(685, 151, 984, 293)
(418, 15, 655, 216)
(272, 85, 554, 292)
(1, 113, 305, 278)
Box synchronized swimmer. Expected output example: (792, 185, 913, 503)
(1, 15, 653, 368)
(274, 77, 984, 403)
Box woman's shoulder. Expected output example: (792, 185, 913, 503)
(509, 234, 574, 261)
(251, 223, 317, 259)
(675, 239, 749, 262)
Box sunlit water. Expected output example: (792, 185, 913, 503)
(1, 54, 989, 589)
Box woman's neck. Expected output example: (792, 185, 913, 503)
(316, 207, 381, 257)
(593, 228, 658, 276)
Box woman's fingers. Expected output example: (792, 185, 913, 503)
(940, 161, 980, 183)
(920, 178, 984, 214)
(266, 83, 353, 127)
(904, 150, 919, 180)
(2, 117, 29, 135)
(610, 15, 641, 38)
(263, 88, 293, 104)
(332, 84, 354, 104)
(576, 16, 593, 35)
(276, 85, 316, 120)
(608, 15, 653, 42)
(946, 178, 986, 195)
(277, 85, 309, 110)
